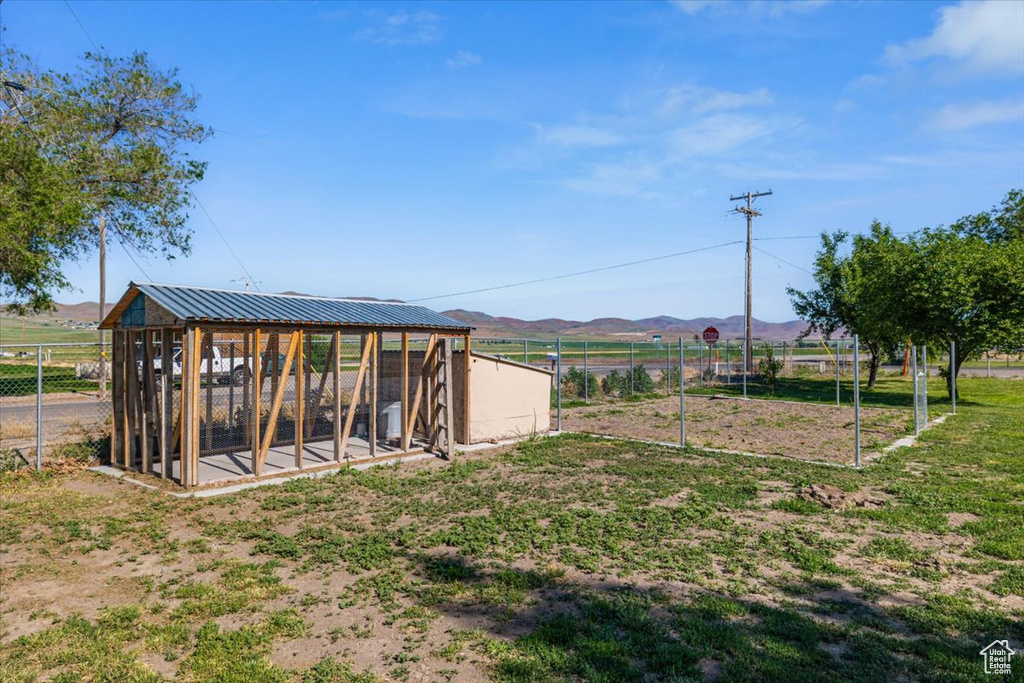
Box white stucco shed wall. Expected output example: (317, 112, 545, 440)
(453, 352, 553, 443)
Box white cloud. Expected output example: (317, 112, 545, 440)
(669, 0, 715, 15)
(355, 11, 442, 46)
(887, 1, 1024, 74)
(446, 51, 482, 70)
(659, 85, 774, 116)
(536, 124, 623, 148)
(670, 114, 779, 157)
(927, 99, 1024, 131)
(561, 160, 662, 199)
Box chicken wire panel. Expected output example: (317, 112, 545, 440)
(197, 330, 254, 457)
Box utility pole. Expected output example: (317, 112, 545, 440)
(98, 216, 107, 400)
(730, 189, 772, 372)
(232, 276, 260, 292)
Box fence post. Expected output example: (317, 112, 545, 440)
(742, 338, 748, 399)
(922, 345, 929, 424)
(556, 338, 562, 431)
(912, 345, 920, 435)
(524, 339, 528, 364)
(986, 349, 990, 378)
(679, 338, 686, 446)
(698, 341, 703, 387)
(629, 342, 634, 397)
(853, 334, 861, 468)
(951, 341, 956, 415)
(726, 341, 731, 384)
(835, 339, 841, 406)
(583, 340, 588, 403)
(36, 345, 43, 472)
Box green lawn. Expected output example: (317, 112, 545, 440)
(1, 376, 1022, 682)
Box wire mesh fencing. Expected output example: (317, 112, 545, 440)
(502, 335, 935, 468)
(0, 343, 113, 470)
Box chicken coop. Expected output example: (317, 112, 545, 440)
(100, 282, 475, 487)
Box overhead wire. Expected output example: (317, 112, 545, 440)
(753, 246, 814, 275)
(408, 239, 745, 303)
(62, 0, 100, 52)
(190, 192, 261, 292)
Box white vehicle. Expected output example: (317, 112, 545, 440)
(148, 344, 255, 386)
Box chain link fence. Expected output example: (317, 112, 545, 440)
(2, 338, 1020, 472)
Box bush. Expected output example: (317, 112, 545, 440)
(602, 365, 655, 397)
(563, 366, 599, 398)
(758, 343, 785, 392)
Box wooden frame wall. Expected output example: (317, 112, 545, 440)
(107, 324, 470, 487)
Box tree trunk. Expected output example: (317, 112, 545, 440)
(946, 342, 969, 401)
(866, 342, 881, 389)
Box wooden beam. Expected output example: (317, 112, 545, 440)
(111, 330, 125, 469)
(332, 331, 342, 462)
(181, 328, 193, 486)
(141, 330, 154, 474)
(404, 335, 435, 451)
(369, 332, 378, 457)
(339, 334, 373, 461)
(257, 331, 300, 470)
(295, 330, 305, 468)
(125, 331, 140, 470)
(442, 339, 454, 458)
(251, 328, 261, 474)
(463, 335, 472, 445)
(160, 330, 172, 479)
(242, 331, 251, 448)
(190, 328, 203, 486)
(204, 332, 213, 453)
(400, 333, 409, 451)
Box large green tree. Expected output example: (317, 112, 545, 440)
(787, 223, 905, 389)
(1, 50, 210, 313)
(897, 204, 1024, 399)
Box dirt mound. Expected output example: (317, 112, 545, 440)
(798, 483, 886, 510)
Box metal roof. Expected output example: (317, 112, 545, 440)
(101, 282, 472, 332)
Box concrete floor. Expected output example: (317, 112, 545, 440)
(151, 436, 426, 485)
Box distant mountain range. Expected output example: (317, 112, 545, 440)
(40, 299, 810, 341)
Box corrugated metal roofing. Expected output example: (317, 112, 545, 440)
(106, 282, 472, 331)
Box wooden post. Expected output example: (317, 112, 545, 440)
(124, 331, 140, 470)
(258, 331, 300, 469)
(190, 328, 203, 486)
(369, 332, 378, 457)
(463, 335, 472, 445)
(270, 332, 280, 399)
(442, 339, 454, 458)
(333, 331, 342, 461)
(111, 329, 126, 469)
(243, 331, 251, 448)
(160, 329, 172, 479)
(181, 328, 193, 486)
(401, 333, 409, 451)
(141, 330, 154, 474)
(204, 332, 213, 453)
(251, 329, 261, 474)
(295, 330, 304, 468)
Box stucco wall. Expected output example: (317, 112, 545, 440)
(453, 352, 552, 443)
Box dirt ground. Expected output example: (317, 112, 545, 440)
(559, 394, 911, 464)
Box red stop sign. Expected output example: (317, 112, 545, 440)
(702, 326, 720, 344)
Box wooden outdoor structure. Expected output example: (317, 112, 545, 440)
(100, 282, 473, 488)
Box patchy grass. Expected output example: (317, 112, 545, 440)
(1, 375, 1022, 681)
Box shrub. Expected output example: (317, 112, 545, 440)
(563, 366, 599, 398)
(758, 343, 784, 392)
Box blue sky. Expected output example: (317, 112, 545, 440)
(6, 0, 1024, 321)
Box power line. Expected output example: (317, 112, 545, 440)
(753, 245, 814, 275)
(190, 192, 261, 292)
(62, 0, 100, 52)
(113, 234, 153, 280)
(408, 239, 744, 303)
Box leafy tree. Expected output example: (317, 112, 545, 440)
(787, 224, 905, 388)
(1, 50, 211, 313)
(896, 220, 1024, 399)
